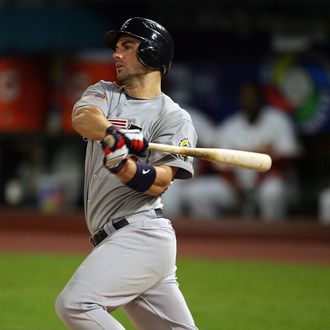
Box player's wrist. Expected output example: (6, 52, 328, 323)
(124, 162, 156, 192)
(104, 125, 120, 146)
(109, 159, 128, 174)
(105, 125, 117, 135)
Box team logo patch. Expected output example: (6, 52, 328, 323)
(177, 137, 192, 162)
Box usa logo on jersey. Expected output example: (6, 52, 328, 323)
(81, 92, 106, 102)
(108, 119, 130, 129)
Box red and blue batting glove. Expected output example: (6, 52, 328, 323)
(123, 129, 149, 157)
(101, 127, 149, 173)
(102, 127, 129, 173)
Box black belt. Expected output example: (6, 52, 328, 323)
(90, 208, 164, 247)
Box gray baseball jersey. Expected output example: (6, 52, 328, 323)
(74, 80, 197, 234)
(56, 80, 198, 329)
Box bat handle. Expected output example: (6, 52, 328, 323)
(103, 134, 116, 148)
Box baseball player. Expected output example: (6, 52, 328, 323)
(55, 17, 198, 329)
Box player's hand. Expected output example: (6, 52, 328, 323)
(102, 127, 129, 171)
(123, 129, 149, 156)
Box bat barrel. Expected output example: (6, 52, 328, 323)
(216, 149, 272, 172)
(148, 143, 272, 172)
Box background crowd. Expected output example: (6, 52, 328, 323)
(1, 0, 330, 223)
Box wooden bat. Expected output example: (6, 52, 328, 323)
(148, 143, 272, 172)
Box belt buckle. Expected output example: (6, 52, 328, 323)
(89, 236, 97, 247)
(113, 218, 129, 230)
(90, 229, 107, 247)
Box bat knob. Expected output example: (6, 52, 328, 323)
(103, 134, 116, 148)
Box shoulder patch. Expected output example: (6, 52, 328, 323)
(178, 137, 191, 148)
(177, 137, 192, 162)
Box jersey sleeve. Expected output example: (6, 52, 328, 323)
(148, 109, 198, 180)
(73, 81, 111, 117)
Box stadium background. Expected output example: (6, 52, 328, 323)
(1, 0, 330, 215)
(0, 1, 330, 329)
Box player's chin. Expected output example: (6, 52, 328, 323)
(116, 71, 130, 84)
(117, 76, 124, 84)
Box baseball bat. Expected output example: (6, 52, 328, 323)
(148, 143, 272, 172)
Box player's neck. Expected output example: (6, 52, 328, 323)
(124, 71, 162, 99)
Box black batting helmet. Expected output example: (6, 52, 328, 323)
(104, 17, 174, 75)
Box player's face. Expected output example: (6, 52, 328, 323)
(113, 36, 148, 83)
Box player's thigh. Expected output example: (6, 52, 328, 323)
(123, 273, 197, 330)
(59, 227, 176, 310)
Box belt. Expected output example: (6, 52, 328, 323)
(90, 208, 164, 247)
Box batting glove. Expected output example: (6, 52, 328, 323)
(102, 127, 129, 172)
(123, 129, 149, 157)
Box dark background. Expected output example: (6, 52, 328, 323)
(0, 0, 330, 217)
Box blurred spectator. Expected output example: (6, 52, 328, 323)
(182, 81, 302, 221)
(162, 104, 217, 217)
(2, 138, 84, 213)
(35, 142, 84, 213)
(3, 139, 43, 207)
(161, 64, 217, 217)
(318, 186, 330, 224)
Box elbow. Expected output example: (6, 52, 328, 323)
(147, 182, 171, 197)
(72, 117, 86, 135)
(148, 188, 164, 197)
(147, 187, 168, 197)
(145, 165, 175, 196)
(72, 108, 87, 134)
(71, 118, 81, 134)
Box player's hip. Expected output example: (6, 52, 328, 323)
(90, 208, 174, 247)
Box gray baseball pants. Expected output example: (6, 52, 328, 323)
(55, 211, 197, 329)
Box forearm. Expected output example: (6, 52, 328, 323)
(115, 159, 176, 196)
(98, 120, 175, 195)
(72, 105, 109, 141)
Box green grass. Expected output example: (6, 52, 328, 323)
(0, 252, 329, 330)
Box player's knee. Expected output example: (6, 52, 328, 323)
(55, 291, 70, 320)
(55, 288, 81, 321)
(55, 286, 104, 322)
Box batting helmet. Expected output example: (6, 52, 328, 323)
(104, 17, 174, 75)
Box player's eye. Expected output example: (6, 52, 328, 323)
(123, 44, 133, 50)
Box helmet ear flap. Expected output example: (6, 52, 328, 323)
(138, 41, 165, 73)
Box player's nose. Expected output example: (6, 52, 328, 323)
(112, 49, 122, 60)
